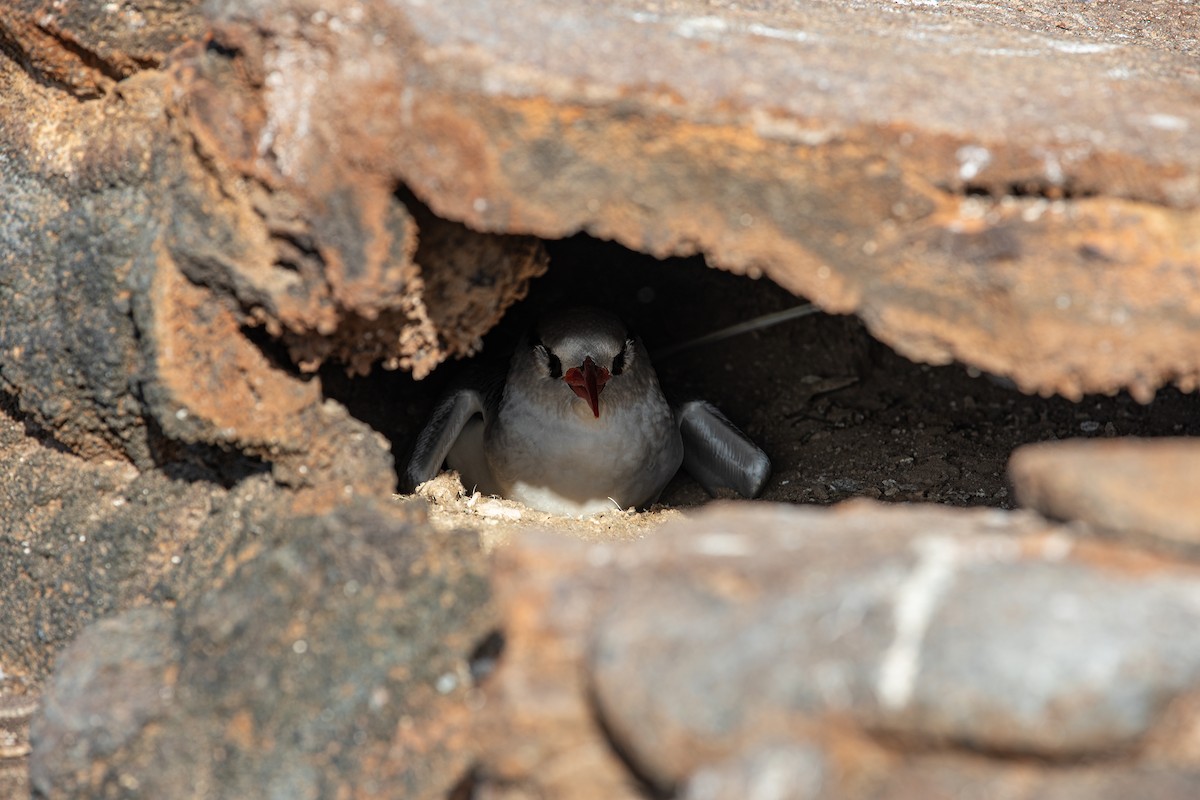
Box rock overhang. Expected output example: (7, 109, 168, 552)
(194, 0, 1200, 402)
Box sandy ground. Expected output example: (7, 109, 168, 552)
(405, 471, 683, 547)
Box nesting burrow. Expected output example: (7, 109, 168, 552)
(320, 231, 1200, 536)
(6, 2, 1200, 796)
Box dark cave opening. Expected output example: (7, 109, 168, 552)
(319, 233, 1200, 510)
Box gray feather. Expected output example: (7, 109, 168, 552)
(676, 399, 771, 498)
(405, 388, 486, 491)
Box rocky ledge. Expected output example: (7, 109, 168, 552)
(1, 0, 1198, 797)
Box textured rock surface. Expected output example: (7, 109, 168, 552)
(30, 500, 494, 799)
(0, 0, 545, 486)
(1010, 438, 1200, 552)
(685, 751, 1200, 800)
(889, 560, 1200, 754)
(681, 742, 828, 800)
(202, 0, 1200, 400)
(166, 22, 548, 380)
(482, 503, 1200, 797)
(0, 407, 277, 682)
(3, 1, 1200, 798)
(0, 0, 205, 97)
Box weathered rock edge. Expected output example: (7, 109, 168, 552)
(1010, 437, 1200, 554)
(0, 0, 545, 485)
(480, 501, 1200, 799)
(202, 0, 1200, 401)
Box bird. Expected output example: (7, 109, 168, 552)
(405, 306, 771, 516)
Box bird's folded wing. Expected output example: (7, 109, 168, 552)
(405, 388, 486, 491)
(676, 400, 771, 498)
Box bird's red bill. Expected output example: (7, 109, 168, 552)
(564, 356, 610, 418)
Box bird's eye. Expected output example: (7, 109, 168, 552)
(611, 338, 634, 375)
(530, 331, 562, 378)
(538, 345, 562, 379)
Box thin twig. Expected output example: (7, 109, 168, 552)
(653, 303, 820, 360)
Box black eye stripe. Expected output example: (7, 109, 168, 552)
(530, 327, 634, 378)
(612, 338, 633, 375)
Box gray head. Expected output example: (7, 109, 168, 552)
(508, 307, 652, 419)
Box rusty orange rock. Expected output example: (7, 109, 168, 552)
(1010, 438, 1200, 553)
(205, 0, 1200, 399)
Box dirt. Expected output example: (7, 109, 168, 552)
(326, 234, 1200, 538)
(407, 471, 684, 548)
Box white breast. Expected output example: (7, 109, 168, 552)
(485, 389, 683, 516)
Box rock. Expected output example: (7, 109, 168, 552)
(30, 500, 495, 799)
(473, 528, 651, 800)
(682, 742, 828, 800)
(687, 747, 1200, 800)
(0, 63, 172, 465)
(137, 243, 398, 496)
(165, 27, 549, 380)
(33, 609, 180, 773)
(0, 407, 282, 682)
(0, 9, 544, 486)
(1009, 438, 1200, 553)
(202, 0, 1200, 400)
(480, 502, 1200, 797)
(0, 1, 204, 97)
(885, 559, 1200, 754)
(864, 758, 1200, 800)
